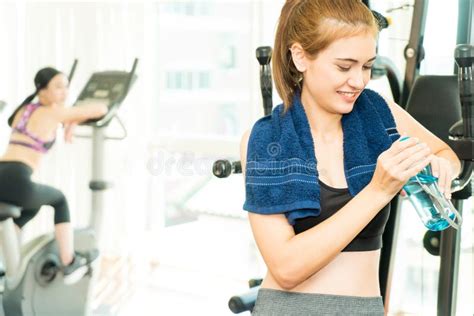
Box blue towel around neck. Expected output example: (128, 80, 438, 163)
(243, 88, 401, 225)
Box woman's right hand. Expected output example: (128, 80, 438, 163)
(369, 137, 432, 197)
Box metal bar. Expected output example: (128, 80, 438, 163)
(90, 127, 106, 242)
(379, 197, 402, 310)
(400, 0, 429, 107)
(456, 0, 472, 45)
(121, 58, 139, 103)
(67, 59, 78, 83)
(1, 219, 21, 277)
(437, 200, 463, 316)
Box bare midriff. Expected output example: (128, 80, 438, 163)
(260, 249, 381, 297)
(0, 143, 42, 171)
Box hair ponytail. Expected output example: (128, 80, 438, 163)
(272, 0, 303, 110)
(7, 92, 37, 127)
(7, 66, 61, 127)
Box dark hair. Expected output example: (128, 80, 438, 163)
(7, 67, 62, 127)
(273, 0, 378, 111)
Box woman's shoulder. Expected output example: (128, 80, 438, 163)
(28, 104, 62, 129)
(246, 104, 284, 149)
(250, 104, 285, 135)
(361, 88, 388, 105)
(250, 114, 273, 139)
(361, 88, 393, 115)
(10, 103, 34, 126)
(36, 103, 60, 117)
(360, 88, 398, 131)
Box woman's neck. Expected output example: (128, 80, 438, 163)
(37, 98, 55, 107)
(301, 89, 343, 143)
(37, 97, 47, 106)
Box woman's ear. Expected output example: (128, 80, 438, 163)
(289, 43, 307, 72)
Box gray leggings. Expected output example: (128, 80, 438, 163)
(252, 288, 385, 316)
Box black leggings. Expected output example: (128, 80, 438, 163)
(0, 161, 70, 228)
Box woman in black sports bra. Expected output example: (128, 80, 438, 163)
(293, 179, 391, 252)
(240, 1, 461, 315)
(0, 67, 107, 284)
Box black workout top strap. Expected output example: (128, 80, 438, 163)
(293, 180, 391, 252)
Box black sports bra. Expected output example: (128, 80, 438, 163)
(293, 180, 391, 252)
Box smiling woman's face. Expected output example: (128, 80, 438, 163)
(300, 32, 377, 114)
(39, 73, 69, 106)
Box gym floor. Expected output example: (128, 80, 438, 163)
(92, 215, 261, 316)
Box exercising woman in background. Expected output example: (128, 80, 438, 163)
(0, 67, 107, 284)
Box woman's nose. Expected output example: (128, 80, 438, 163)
(347, 69, 366, 89)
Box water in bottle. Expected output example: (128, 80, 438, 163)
(400, 136, 462, 231)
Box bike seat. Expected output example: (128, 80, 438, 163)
(0, 202, 21, 221)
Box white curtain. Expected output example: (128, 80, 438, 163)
(0, 1, 161, 255)
(0, 0, 284, 256)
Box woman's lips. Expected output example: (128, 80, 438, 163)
(337, 90, 359, 103)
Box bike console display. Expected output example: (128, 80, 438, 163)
(74, 59, 138, 127)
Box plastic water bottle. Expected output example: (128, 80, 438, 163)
(400, 137, 462, 231)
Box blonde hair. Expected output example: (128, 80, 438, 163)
(273, 0, 379, 111)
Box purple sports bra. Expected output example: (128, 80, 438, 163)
(9, 103, 56, 153)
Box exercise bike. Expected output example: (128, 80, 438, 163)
(0, 58, 138, 316)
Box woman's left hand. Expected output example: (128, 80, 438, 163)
(430, 155, 455, 199)
(63, 122, 77, 143)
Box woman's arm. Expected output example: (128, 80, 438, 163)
(248, 187, 390, 290)
(53, 101, 108, 124)
(240, 129, 431, 290)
